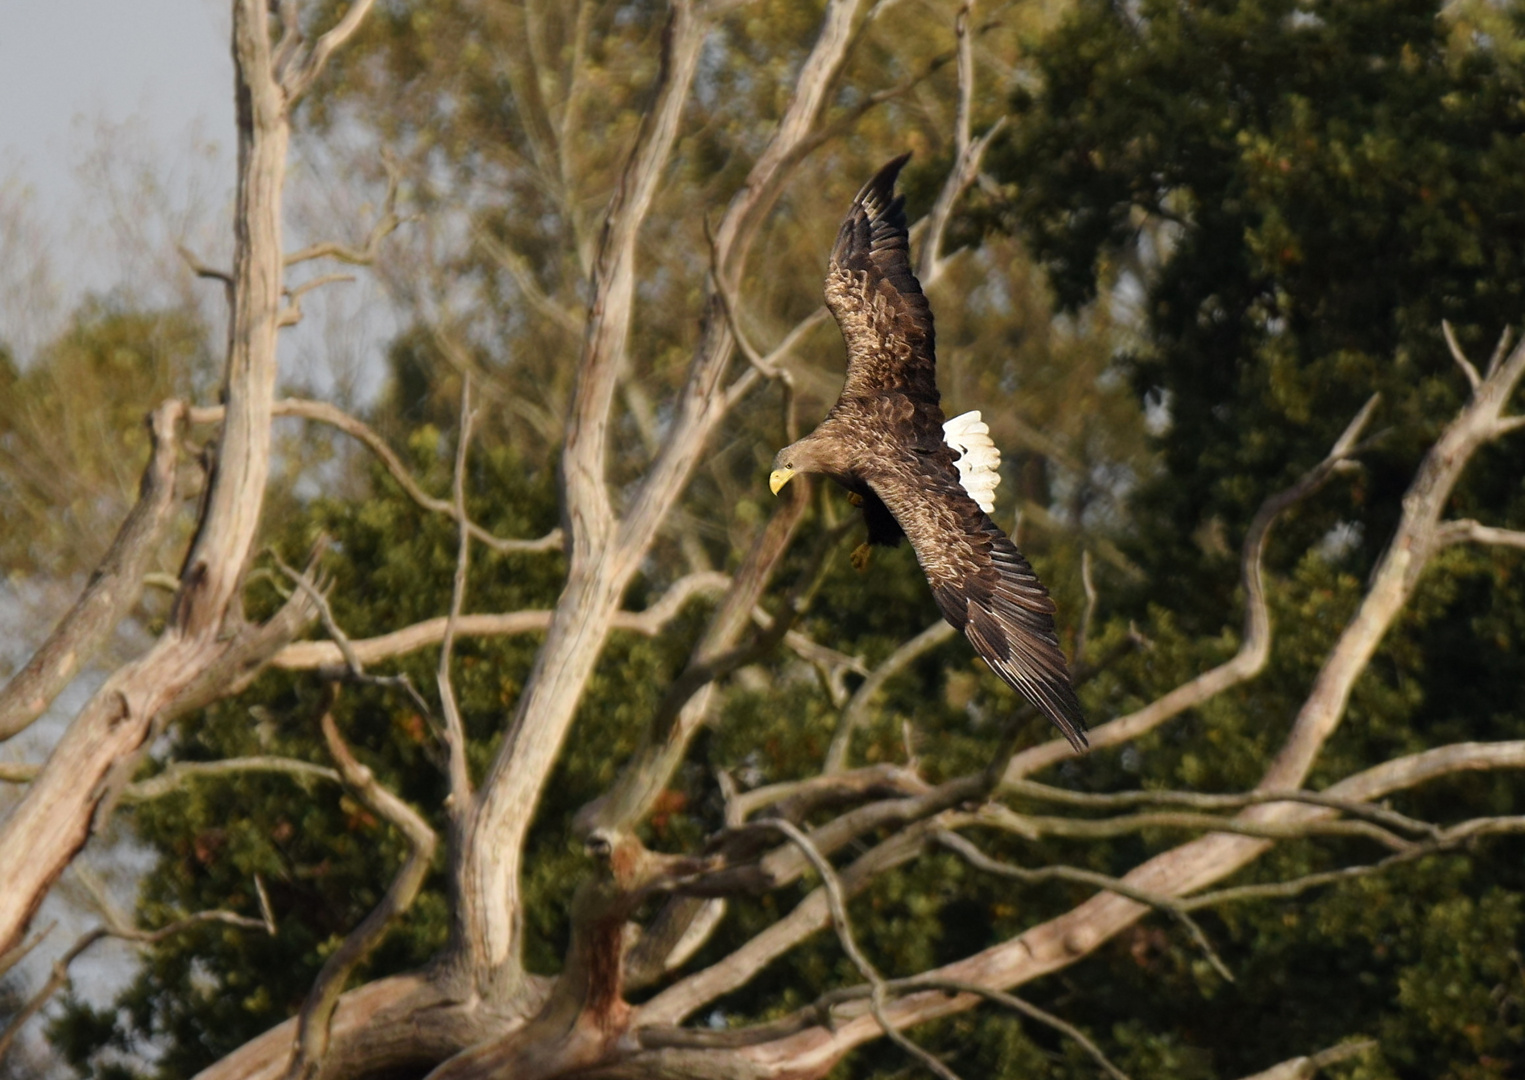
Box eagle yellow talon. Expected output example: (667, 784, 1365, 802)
(850, 542, 873, 571)
(847, 492, 864, 507)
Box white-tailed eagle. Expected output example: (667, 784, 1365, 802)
(768, 155, 1087, 751)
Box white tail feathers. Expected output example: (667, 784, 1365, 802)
(942, 410, 1001, 514)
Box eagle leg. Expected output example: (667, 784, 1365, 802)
(850, 542, 873, 571)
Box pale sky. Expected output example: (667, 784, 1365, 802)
(1, 0, 233, 223)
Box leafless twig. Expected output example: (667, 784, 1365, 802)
(188, 398, 563, 555)
(0, 909, 267, 1062)
(286, 154, 410, 267)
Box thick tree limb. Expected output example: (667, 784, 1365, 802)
(462, 0, 875, 996)
(0, 400, 184, 741)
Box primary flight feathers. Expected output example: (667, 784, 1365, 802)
(769, 154, 1087, 751)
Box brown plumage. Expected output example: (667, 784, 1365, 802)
(769, 155, 1087, 751)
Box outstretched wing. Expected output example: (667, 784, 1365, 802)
(825, 154, 939, 406)
(867, 462, 1088, 751)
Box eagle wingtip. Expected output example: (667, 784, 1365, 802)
(853, 152, 913, 212)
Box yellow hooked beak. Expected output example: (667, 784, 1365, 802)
(769, 467, 795, 496)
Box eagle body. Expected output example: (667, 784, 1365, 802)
(769, 155, 1088, 751)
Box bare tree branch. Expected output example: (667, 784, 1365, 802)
(473, 228, 583, 338)
(969, 802, 1417, 853)
(1004, 779, 1442, 840)
(1232, 1038, 1377, 1080)
(578, 482, 813, 837)
(0, 400, 184, 741)
(270, 570, 731, 671)
(936, 829, 1235, 983)
(438, 379, 476, 810)
(917, 2, 1007, 283)
(0, 922, 52, 984)
(284, 695, 438, 1080)
(282, 0, 379, 101)
(1434, 517, 1525, 551)
(1442, 319, 1482, 392)
(0, 0, 383, 955)
(277, 272, 355, 327)
(0, 909, 267, 1062)
(731, 763, 930, 822)
(123, 756, 341, 801)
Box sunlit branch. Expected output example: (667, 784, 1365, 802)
(936, 830, 1235, 983)
(1004, 779, 1442, 840)
(270, 570, 731, 671)
(1232, 1039, 1376, 1080)
(972, 802, 1415, 853)
(122, 756, 341, 801)
(282, 0, 379, 100)
(1434, 518, 1525, 551)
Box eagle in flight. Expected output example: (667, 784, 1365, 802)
(768, 155, 1087, 751)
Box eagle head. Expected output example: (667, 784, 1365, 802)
(769, 445, 799, 495)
